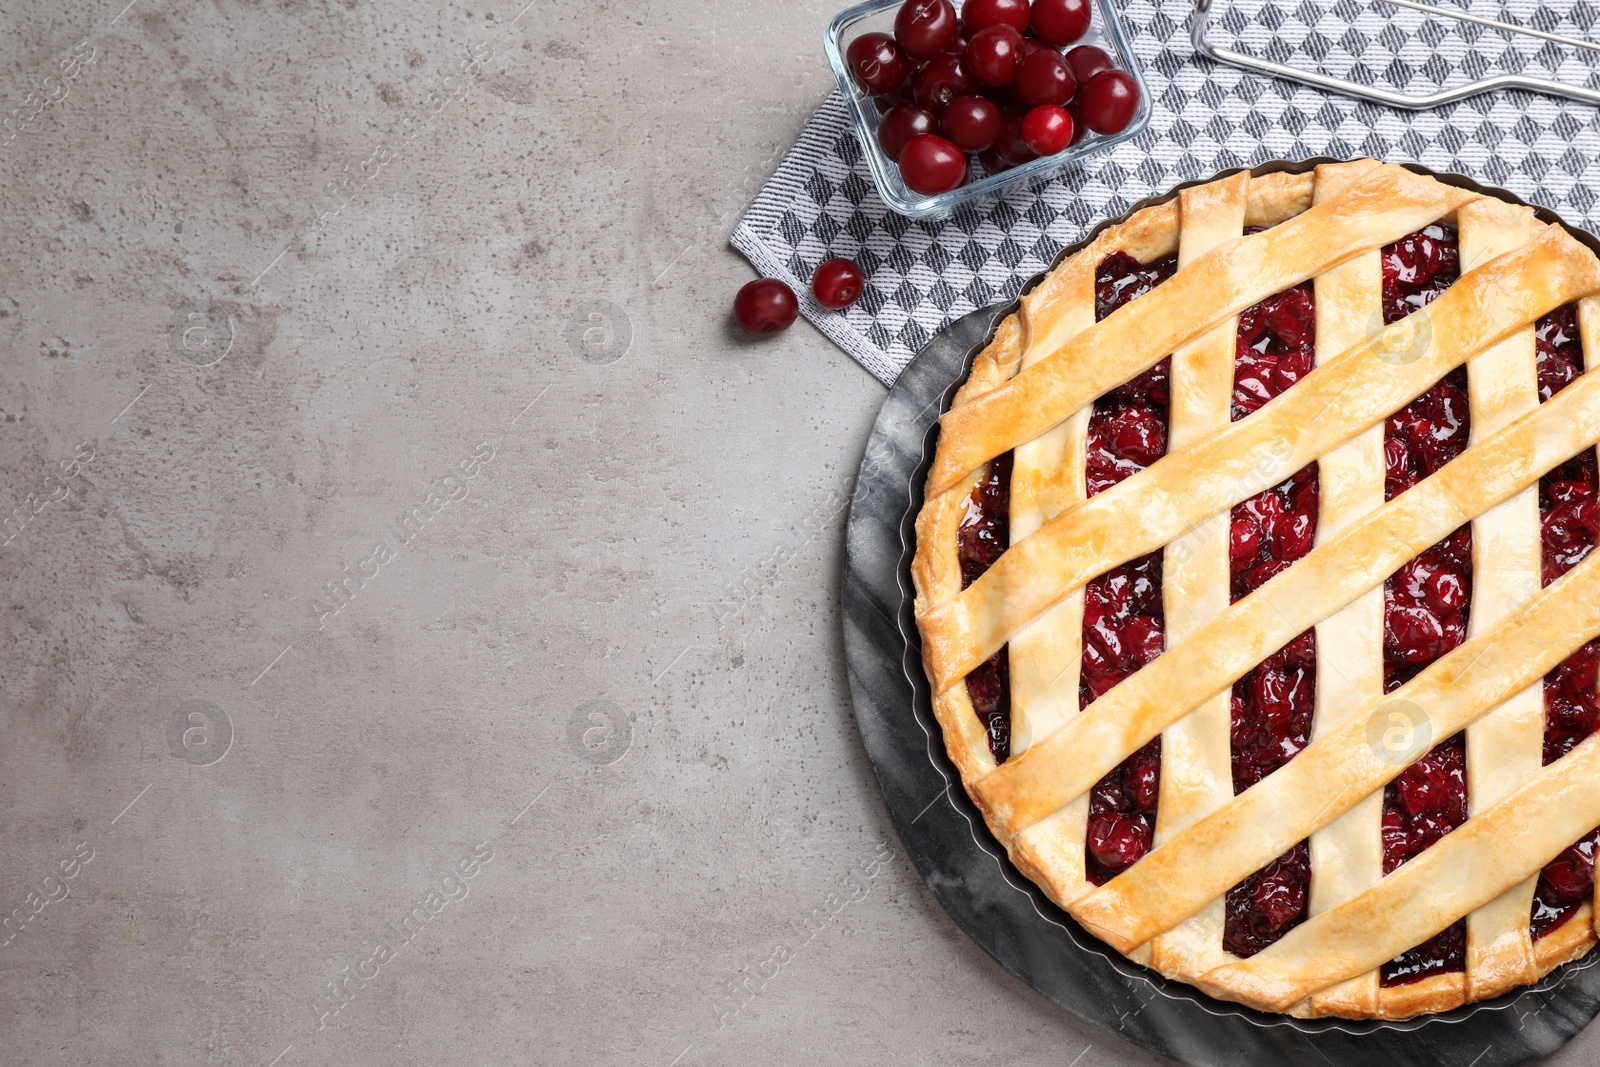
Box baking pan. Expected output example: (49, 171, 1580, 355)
(840, 158, 1600, 1065)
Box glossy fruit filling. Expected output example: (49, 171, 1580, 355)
(1223, 262, 1320, 956)
(958, 450, 1013, 764)
(1381, 224, 1460, 322)
(1532, 303, 1600, 939)
(1083, 249, 1177, 884)
(1378, 226, 1472, 986)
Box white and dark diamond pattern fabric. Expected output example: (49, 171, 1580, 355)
(731, 0, 1600, 385)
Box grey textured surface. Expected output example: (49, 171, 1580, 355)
(0, 3, 1590, 1067)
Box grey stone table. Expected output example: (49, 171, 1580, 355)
(0, 1, 1594, 1065)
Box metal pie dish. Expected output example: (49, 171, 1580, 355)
(840, 158, 1600, 1064)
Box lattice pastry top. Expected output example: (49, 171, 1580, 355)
(912, 161, 1600, 1019)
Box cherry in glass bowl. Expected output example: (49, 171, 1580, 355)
(824, 0, 1151, 219)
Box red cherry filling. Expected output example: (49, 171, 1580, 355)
(957, 451, 1014, 763)
(1378, 734, 1468, 985)
(1530, 303, 1600, 939)
(1083, 250, 1177, 884)
(1383, 916, 1467, 988)
(1383, 368, 1469, 499)
(1377, 528, 1472, 985)
(1537, 302, 1585, 404)
(1374, 226, 1474, 985)
(1086, 734, 1161, 881)
(958, 449, 1011, 588)
(1532, 830, 1599, 939)
(1094, 249, 1176, 321)
(1231, 282, 1314, 420)
(1224, 842, 1311, 958)
(1227, 469, 1319, 786)
(1223, 261, 1320, 955)
(1380, 223, 1460, 324)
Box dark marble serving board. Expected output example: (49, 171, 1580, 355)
(838, 296, 1600, 1066)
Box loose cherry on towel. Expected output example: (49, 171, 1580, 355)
(812, 258, 866, 310)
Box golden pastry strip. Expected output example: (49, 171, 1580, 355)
(922, 222, 1600, 693)
(1147, 173, 1250, 981)
(1006, 214, 1098, 755)
(1069, 540, 1600, 955)
(977, 356, 1600, 838)
(1457, 198, 1546, 999)
(1193, 728, 1600, 1012)
(1302, 161, 1389, 1017)
(927, 164, 1479, 498)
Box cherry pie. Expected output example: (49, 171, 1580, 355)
(912, 161, 1600, 1019)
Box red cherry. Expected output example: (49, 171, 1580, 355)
(893, 0, 959, 60)
(1386, 604, 1447, 664)
(1270, 510, 1315, 560)
(993, 108, 1039, 165)
(961, 0, 1031, 35)
(1129, 747, 1161, 813)
(1030, 0, 1092, 45)
(1541, 353, 1581, 400)
(1105, 405, 1164, 466)
(1396, 760, 1446, 816)
(1087, 812, 1151, 873)
(1385, 434, 1412, 477)
(1230, 514, 1262, 572)
(966, 25, 1025, 86)
(1014, 48, 1076, 107)
(911, 52, 976, 111)
(1020, 104, 1073, 155)
(939, 94, 1002, 151)
(846, 33, 909, 96)
(1079, 69, 1140, 134)
(733, 279, 798, 335)
(1065, 98, 1087, 144)
(1423, 569, 1467, 614)
(1250, 668, 1292, 727)
(1281, 630, 1316, 669)
(977, 147, 1013, 174)
(812, 258, 865, 310)
(1250, 489, 1285, 530)
(1250, 862, 1307, 932)
(1065, 43, 1115, 84)
(1122, 615, 1164, 667)
(878, 104, 937, 159)
(1548, 479, 1596, 506)
(1246, 557, 1290, 591)
(1545, 844, 1596, 900)
(898, 133, 968, 195)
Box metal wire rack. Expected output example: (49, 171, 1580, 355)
(1190, 0, 1600, 108)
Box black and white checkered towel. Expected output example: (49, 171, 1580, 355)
(731, 0, 1600, 385)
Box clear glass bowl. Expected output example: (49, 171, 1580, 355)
(823, 0, 1153, 219)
